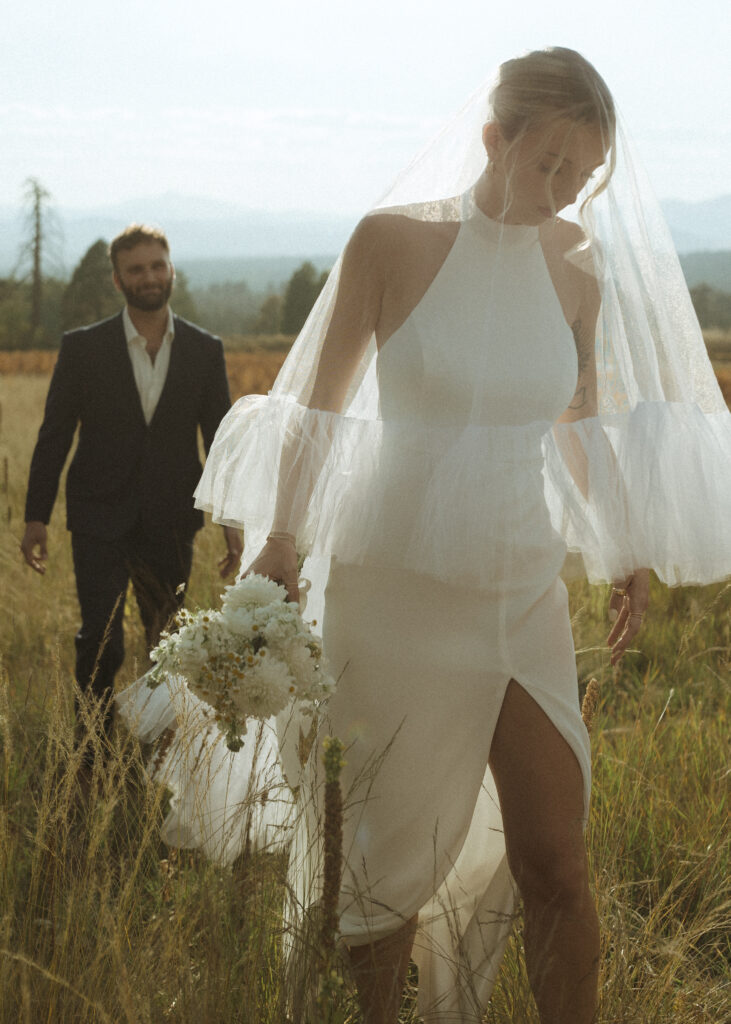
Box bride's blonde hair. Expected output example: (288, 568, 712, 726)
(490, 47, 617, 209)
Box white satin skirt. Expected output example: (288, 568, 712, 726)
(285, 558, 590, 1021)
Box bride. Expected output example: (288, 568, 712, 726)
(120, 46, 731, 1024)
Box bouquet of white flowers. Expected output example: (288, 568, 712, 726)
(148, 574, 335, 752)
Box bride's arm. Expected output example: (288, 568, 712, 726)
(554, 278, 600, 499)
(244, 216, 388, 599)
(554, 264, 649, 664)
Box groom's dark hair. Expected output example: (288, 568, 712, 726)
(109, 224, 170, 271)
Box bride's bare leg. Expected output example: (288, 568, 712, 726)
(347, 914, 418, 1024)
(489, 680, 599, 1024)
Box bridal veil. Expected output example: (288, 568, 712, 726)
(196, 50, 731, 598)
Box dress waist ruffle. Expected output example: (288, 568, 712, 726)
(195, 394, 731, 590)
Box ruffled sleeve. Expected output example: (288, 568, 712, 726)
(545, 403, 731, 584)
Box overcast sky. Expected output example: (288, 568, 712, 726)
(2, 0, 730, 214)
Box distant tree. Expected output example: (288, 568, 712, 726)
(39, 277, 66, 347)
(690, 283, 731, 331)
(0, 280, 31, 350)
(254, 294, 283, 335)
(184, 279, 259, 334)
(0, 275, 65, 350)
(171, 269, 198, 322)
(61, 239, 122, 330)
(24, 177, 51, 345)
(281, 262, 329, 335)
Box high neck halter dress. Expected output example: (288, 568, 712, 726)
(290, 204, 592, 1020)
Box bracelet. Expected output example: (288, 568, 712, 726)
(267, 531, 296, 544)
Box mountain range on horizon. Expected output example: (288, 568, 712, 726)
(0, 193, 356, 280)
(1, 192, 730, 290)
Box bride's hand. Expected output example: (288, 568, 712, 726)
(607, 568, 650, 665)
(243, 534, 300, 604)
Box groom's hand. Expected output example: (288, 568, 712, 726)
(218, 525, 243, 578)
(21, 521, 48, 574)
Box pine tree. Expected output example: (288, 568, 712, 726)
(61, 239, 122, 329)
(281, 262, 327, 335)
(254, 294, 283, 335)
(171, 269, 198, 322)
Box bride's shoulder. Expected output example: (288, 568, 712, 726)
(540, 215, 587, 252)
(348, 212, 456, 264)
(542, 217, 600, 283)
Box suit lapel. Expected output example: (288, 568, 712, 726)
(108, 313, 148, 428)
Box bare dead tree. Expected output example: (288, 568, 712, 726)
(23, 178, 51, 344)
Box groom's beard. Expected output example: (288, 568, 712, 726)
(119, 275, 174, 312)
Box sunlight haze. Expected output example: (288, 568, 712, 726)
(2, 0, 729, 215)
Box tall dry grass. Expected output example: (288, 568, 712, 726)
(1, 576, 727, 1023)
(0, 370, 729, 1022)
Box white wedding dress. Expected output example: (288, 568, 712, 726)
(119, 205, 591, 1020)
(290, 206, 591, 1020)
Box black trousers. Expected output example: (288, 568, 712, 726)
(71, 520, 195, 740)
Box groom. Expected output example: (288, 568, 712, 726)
(21, 224, 242, 755)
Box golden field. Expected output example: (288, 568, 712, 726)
(1, 330, 729, 405)
(0, 353, 729, 1022)
(0, 347, 290, 403)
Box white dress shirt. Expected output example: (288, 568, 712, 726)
(123, 306, 175, 425)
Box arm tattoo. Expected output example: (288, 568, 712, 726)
(571, 317, 592, 375)
(569, 385, 588, 411)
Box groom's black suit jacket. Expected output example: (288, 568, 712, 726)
(25, 311, 231, 539)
